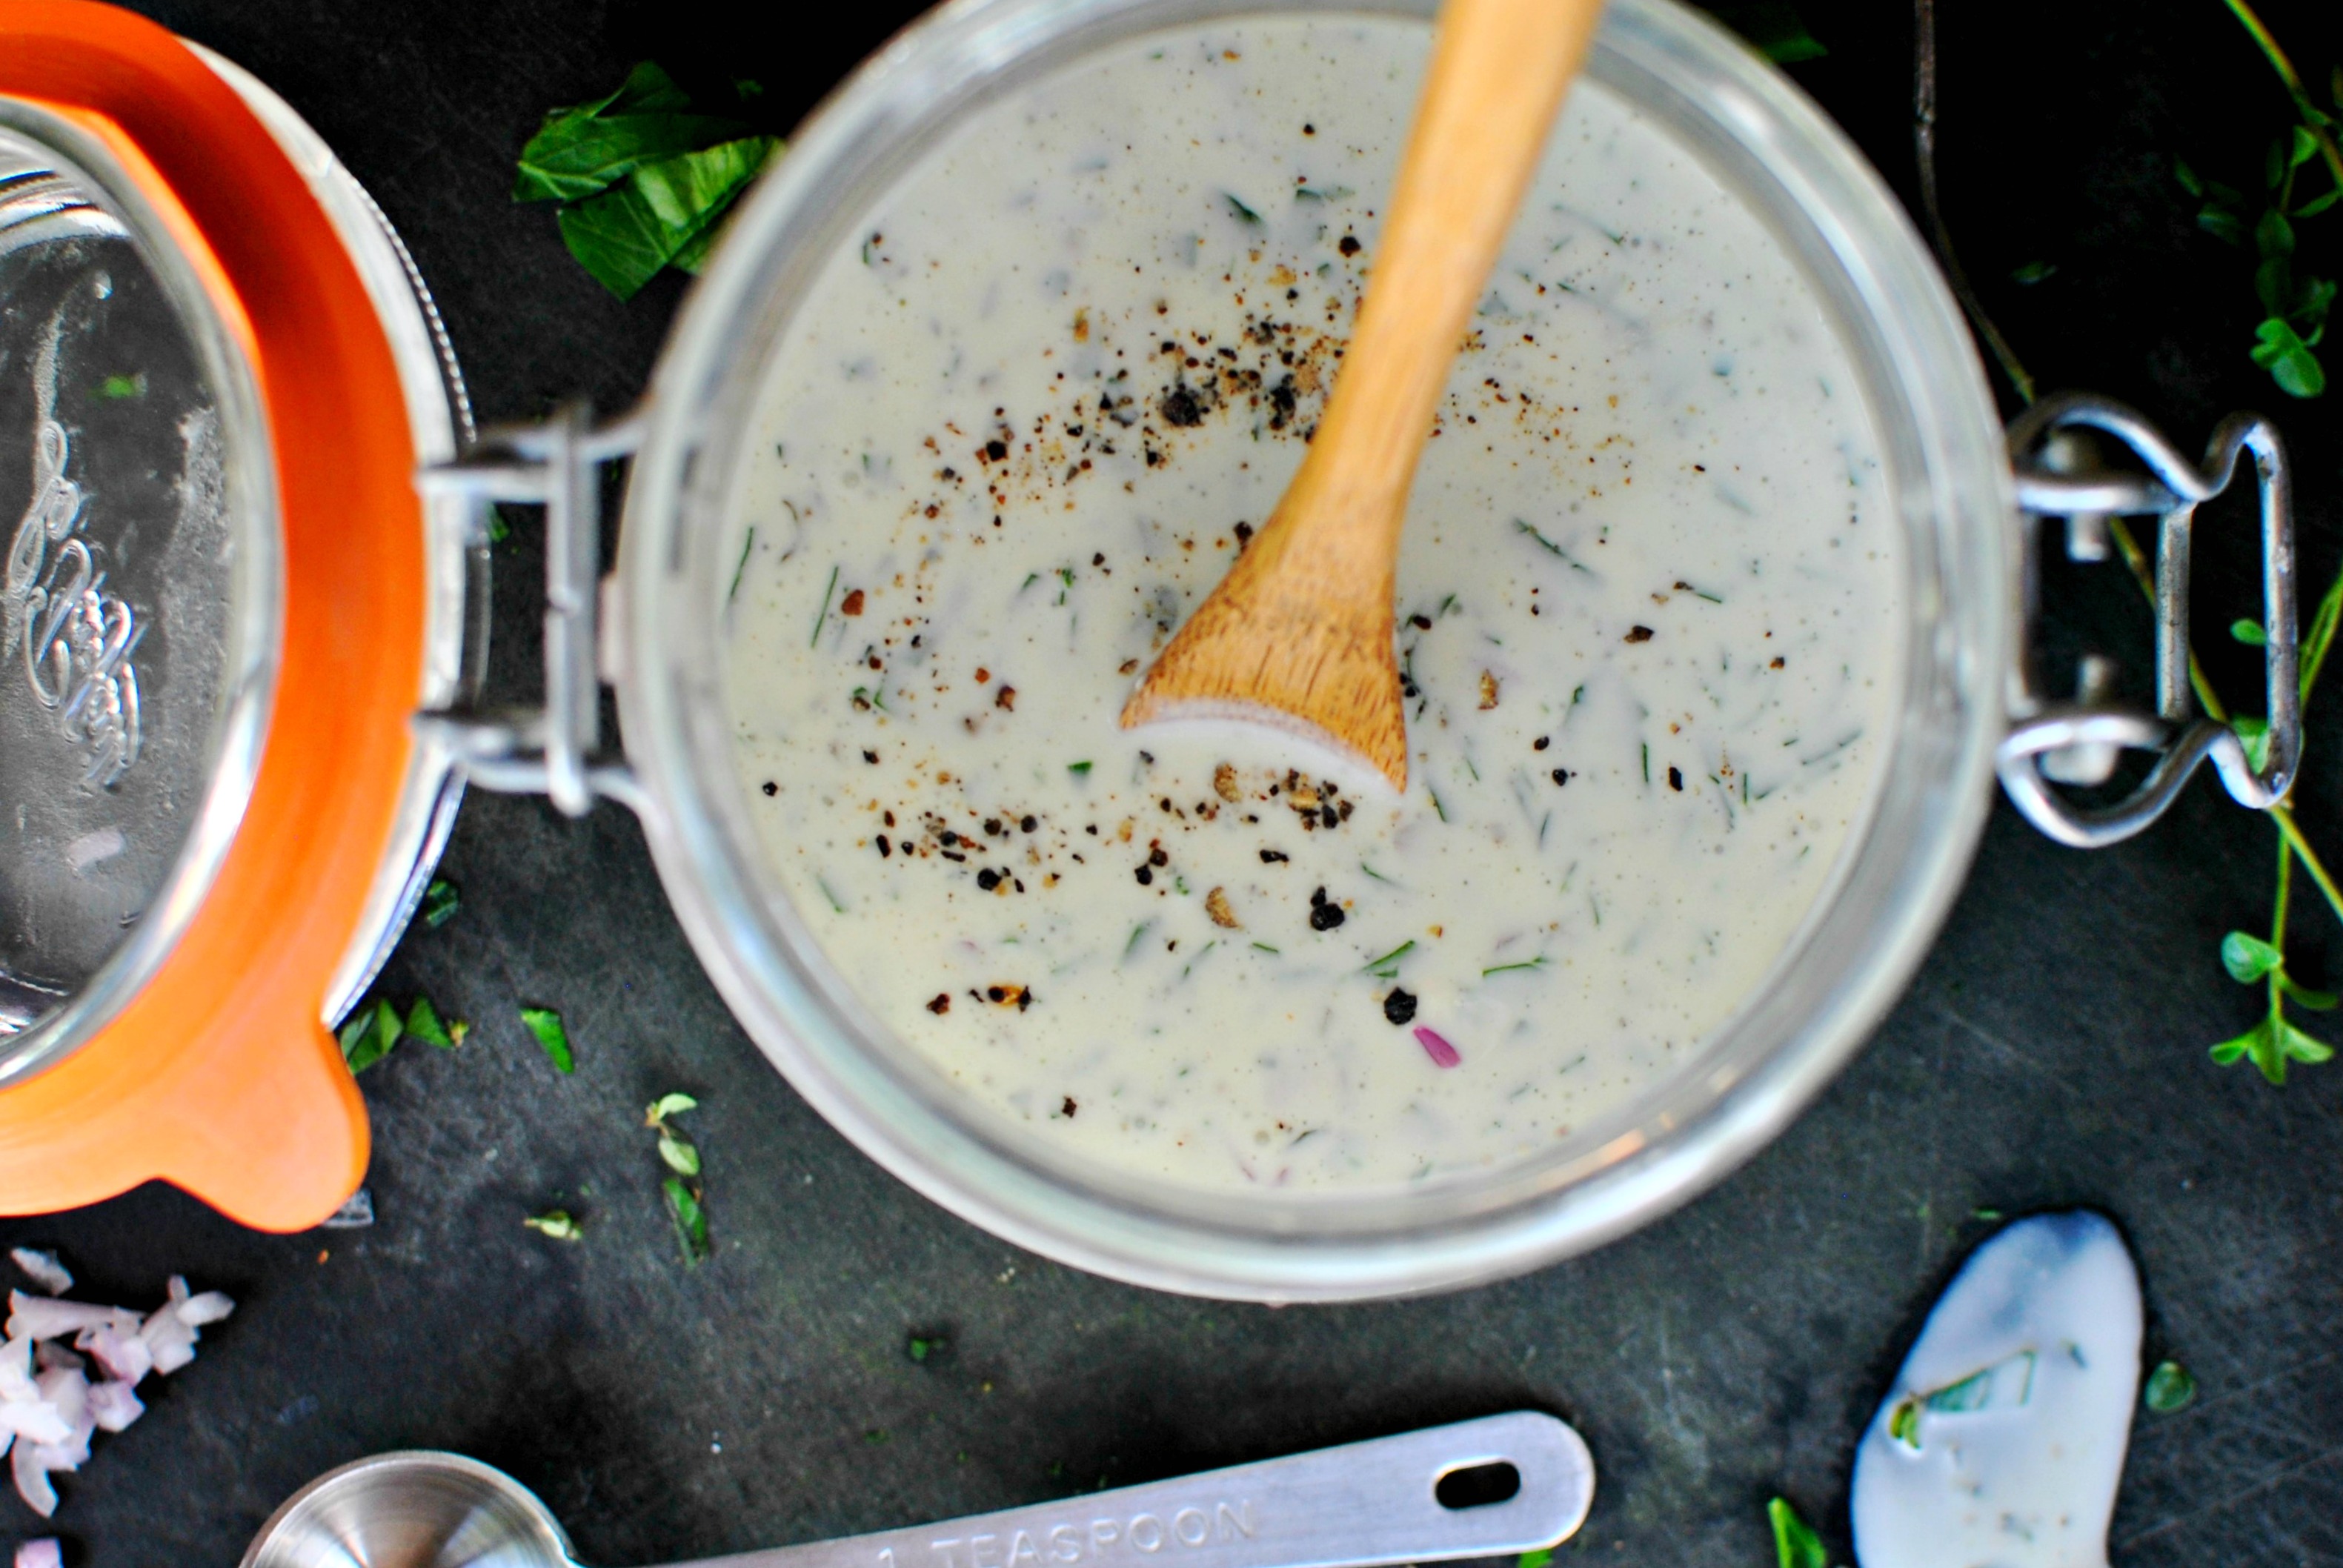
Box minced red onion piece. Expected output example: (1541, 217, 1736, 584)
(85, 1381, 142, 1434)
(5, 1295, 132, 1344)
(7, 1252, 69, 1298)
(1412, 1026, 1461, 1069)
(14, 1538, 60, 1568)
(0, 1276, 231, 1515)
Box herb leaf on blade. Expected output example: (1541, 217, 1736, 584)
(516, 63, 780, 300)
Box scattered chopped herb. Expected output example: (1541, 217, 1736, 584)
(1068, 760, 1094, 775)
(1252, 942, 1280, 954)
(1426, 785, 1448, 822)
(1766, 1498, 1829, 1568)
(338, 997, 405, 1074)
(811, 565, 839, 647)
(519, 1006, 574, 1074)
(420, 877, 461, 928)
(662, 1175, 711, 1266)
(1482, 956, 1549, 977)
(97, 372, 145, 399)
(525, 1209, 582, 1240)
(1360, 861, 1397, 883)
(1224, 192, 1263, 225)
(1363, 940, 1415, 978)
(729, 525, 757, 604)
(908, 1333, 948, 1363)
(1513, 518, 1592, 571)
(2144, 1358, 2198, 1412)
(816, 875, 846, 914)
(405, 997, 462, 1049)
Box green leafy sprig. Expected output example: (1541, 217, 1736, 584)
(2175, 5, 2343, 396)
(648, 1093, 712, 1266)
(515, 63, 780, 300)
(1767, 1498, 1829, 1568)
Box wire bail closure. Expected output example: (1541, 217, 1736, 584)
(413, 402, 647, 819)
(2001, 391, 2299, 848)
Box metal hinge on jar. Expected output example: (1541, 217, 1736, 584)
(413, 401, 648, 818)
(2002, 392, 2299, 848)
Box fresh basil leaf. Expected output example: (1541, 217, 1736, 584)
(2250, 316, 2327, 397)
(2199, 205, 2251, 247)
(406, 996, 459, 1049)
(2281, 974, 2339, 1010)
(2231, 617, 2268, 645)
(657, 1132, 702, 1176)
(2221, 929, 2283, 983)
(663, 1175, 711, 1266)
(1767, 1498, 1828, 1568)
(557, 181, 690, 300)
(631, 136, 777, 233)
(2143, 1358, 2196, 1412)
(519, 1006, 575, 1073)
(515, 113, 751, 203)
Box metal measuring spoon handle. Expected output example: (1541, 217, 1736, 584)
(662, 1412, 1590, 1568)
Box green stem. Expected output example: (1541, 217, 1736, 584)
(2269, 826, 2293, 1026)
(2221, 0, 2343, 191)
(2274, 805, 2343, 929)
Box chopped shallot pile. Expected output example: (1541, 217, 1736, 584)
(0, 1248, 233, 1516)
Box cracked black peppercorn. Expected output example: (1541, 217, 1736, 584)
(977, 868, 1000, 890)
(1668, 766, 1684, 791)
(1383, 988, 1418, 1026)
(1134, 865, 1153, 885)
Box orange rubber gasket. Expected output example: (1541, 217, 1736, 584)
(0, 1, 427, 1229)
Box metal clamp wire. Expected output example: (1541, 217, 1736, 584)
(2001, 391, 2297, 846)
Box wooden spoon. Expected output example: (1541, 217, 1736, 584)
(1119, 0, 1609, 790)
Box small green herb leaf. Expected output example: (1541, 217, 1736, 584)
(1886, 1396, 1921, 1450)
(2009, 260, 2058, 285)
(658, 1132, 702, 1177)
(1704, 3, 1827, 64)
(2210, 1016, 2265, 1067)
(1224, 192, 1263, 225)
(662, 1175, 711, 1266)
(1767, 1497, 1829, 1568)
(1515, 1552, 1554, 1568)
(2281, 974, 2339, 1009)
(421, 877, 461, 927)
(1068, 760, 1093, 775)
(2176, 159, 2206, 198)
(524, 1209, 583, 1240)
(2250, 316, 2326, 397)
(2222, 930, 2284, 983)
(97, 373, 144, 399)
(2233, 714, 2274, 771)
(515, 110, 751, 204)
(908, 1333, 948, 1362)
(340, 997, 405, 1074)
(520, 1006, 575, 1073)
(2232, 617, 2269, 645)
(2143, 1358, 2197, 1412)
(2199, 205, 2252, 246)
(648, 1092, 699, 1122)
(405, 996, 460, 1049)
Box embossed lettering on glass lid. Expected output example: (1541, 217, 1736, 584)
(0, 141, 238, 1033)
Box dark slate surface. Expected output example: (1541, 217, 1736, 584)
(8, 0, 2343, 1562)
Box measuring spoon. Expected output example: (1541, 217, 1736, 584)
(239, 1410, 1593, 1568)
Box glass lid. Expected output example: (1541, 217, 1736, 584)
(0, 108, 276, 1080)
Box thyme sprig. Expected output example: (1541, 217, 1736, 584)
(1915, 0, 2343, 1083)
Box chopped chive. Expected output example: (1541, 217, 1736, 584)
(729, 525, 757, 604)
(816, 875, 846, 913)
(1251, 941, 1280, 954)
(1068, 760, 1093, 775)
(1482, 957, 1549, 977)
(1125, 921, 1154, 958)
(1427, 785, 1448, 822)
(1641, 742, 1650, 783)
(1360, 861, 1397, 883)
(811, 565, 839, 647)
(1513, 519, 1592, 572)
(1362, 939, 1416, 977)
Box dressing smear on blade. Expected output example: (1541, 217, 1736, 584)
(1851, 1210, 2141, 1568)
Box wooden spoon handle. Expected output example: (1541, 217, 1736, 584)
(1288, 0, 1607, 576)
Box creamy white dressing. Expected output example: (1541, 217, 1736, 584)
(1851, 1211, 2143, 1568)
(719, 16, 1902, 1192)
